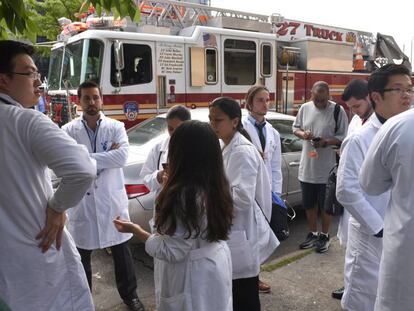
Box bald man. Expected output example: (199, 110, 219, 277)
(293, 81, 348, 253)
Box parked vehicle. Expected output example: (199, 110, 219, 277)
(125, 108, 303, 231)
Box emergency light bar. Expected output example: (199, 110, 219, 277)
(86, 16, 127, 30)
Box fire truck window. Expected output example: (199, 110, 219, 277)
(205, 48, 217, 84)
(268, 119, 303, 153)
(261, 44, 272, 76)
(48, 47, 64, 90)
(111, 44, 152, 86)
(61, 40, 83, 89)
(85, 39, 103, 84)
(224, 39, 256, 85)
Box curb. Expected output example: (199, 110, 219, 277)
(261, 238, 340, 272)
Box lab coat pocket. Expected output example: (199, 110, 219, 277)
(227, 230, 255, 277)
(158, 292, 192, 311)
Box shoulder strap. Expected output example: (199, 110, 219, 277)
(334, 103, 340, 133)
(255, 198, 270, 224)
(157, 151, 163, 169)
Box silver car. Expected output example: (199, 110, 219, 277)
(124, 108, 303, 230)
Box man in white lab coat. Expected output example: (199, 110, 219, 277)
(359, 81, 414, 311)
(332, 79, 373, 300)
(62, 81, 144, 311)
(337, 64, 412, 311)
(0, 40, 96, 310)
(140, 104, 191, 202)
(242, 85, 282, 293)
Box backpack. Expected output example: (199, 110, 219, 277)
(324, 103, 344, 216)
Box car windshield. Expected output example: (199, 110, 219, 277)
(267, 119, 302, 153)
(127, 117, 167, 146)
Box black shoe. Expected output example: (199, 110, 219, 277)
(299, 232, 319, 249)
(315, 233, 330, 253)
(124, 298, 145, 311)
(332, 286, 344, 300)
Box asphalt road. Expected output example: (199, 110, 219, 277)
(92, 209, 340, 310)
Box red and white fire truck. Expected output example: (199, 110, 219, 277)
(46, 0, 411, 128)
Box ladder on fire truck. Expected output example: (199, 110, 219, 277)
(137, 0, 271, 29)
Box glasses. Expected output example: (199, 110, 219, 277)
(383, 87, 414, 97)
(10, 71, 41, 80)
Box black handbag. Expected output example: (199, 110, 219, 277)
(269, 202, 290, 241)
(256, 194, 295, 242)
(324, 164, 344, 216)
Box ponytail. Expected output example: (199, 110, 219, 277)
(237, 123, 251, 142)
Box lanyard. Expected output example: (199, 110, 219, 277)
(82, 119, 101, 153)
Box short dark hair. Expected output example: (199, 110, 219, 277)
(77, 80, 102, 98)
(166, 104, 191, 121)
(342, 79, 368, 101)
(156, 120, 233, 242)
(368, 64, 411, 107)
(0, 40, 35, 74)
(312, 81, 330, 92)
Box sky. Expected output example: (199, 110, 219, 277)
(210, 0, 414, 62)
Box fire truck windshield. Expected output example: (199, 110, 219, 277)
(48, 39, 104, 91)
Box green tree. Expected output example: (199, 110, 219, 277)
(0, 0, 138, 41)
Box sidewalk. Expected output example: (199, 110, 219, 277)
(260, 237, 344, 311)
(94, 238, 345, 311)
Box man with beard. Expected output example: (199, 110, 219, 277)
(62, 81, 144, 311)
(293, 81, 348, 253)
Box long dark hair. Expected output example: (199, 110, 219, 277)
(155, 120, 233, 242)
(209, 97, 251, 141)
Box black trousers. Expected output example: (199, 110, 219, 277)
(233, 275, 261, 311)
(77, 240, 138, 301)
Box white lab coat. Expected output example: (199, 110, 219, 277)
(140, 136, 169, 193)
(63, 113, 132, 249)
(242, 117, 283, 194)
(140, 136, 170, 193)
(0, 94, 96, 311)
(337, 114, 365, 246)
(145, 227, 232, 311)
(360, 109, 414, 311)
(222, 132, 279, 279)
(337, 113, 388, 310)
(140, 136, 169, 231)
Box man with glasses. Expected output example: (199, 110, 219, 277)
(62, 81, 144, 311)
(0, 40, 96, 310)
(336, 64, 412, 311)
(359, 76, 414, 311)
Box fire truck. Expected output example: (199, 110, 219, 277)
(46, 0, 411, 128)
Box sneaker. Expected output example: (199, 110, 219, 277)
(299, 232, 319, 249)
(331, 286, 344, 300)
(315, 233, 330, 253)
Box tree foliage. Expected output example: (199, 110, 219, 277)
(0, 0, 138, 41)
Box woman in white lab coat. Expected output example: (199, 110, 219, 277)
(209, 97, 279, 311)
(115, 120, 233, 311)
